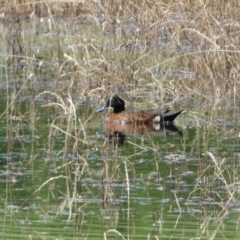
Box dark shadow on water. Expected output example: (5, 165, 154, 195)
(105, 122, 182, 146)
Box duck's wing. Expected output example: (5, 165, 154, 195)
(140, 107, 171, 115)
(133, 108, 182, 123)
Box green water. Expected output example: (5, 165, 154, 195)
(0, 92, 239, 240)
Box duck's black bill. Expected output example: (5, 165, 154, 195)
(96, 107, 105, 113)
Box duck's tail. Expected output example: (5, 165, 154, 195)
(162, 110, 184, 122)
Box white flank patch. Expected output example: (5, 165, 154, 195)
(153, 115, 161, 123)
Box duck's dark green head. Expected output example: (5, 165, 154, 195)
(96, 95, 125, 113)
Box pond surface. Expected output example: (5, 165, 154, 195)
(0, 91, 240, 240)
(0, 7, 240, 238)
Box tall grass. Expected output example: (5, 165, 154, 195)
(1, 0, 240, 111)
(1, 0, 240, 239)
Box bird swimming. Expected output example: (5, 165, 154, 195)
(96, 95, 183, 124)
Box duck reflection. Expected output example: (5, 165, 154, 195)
(105, 122, 182, 146)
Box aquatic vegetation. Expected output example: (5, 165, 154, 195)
(0, 0, 240, 239)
